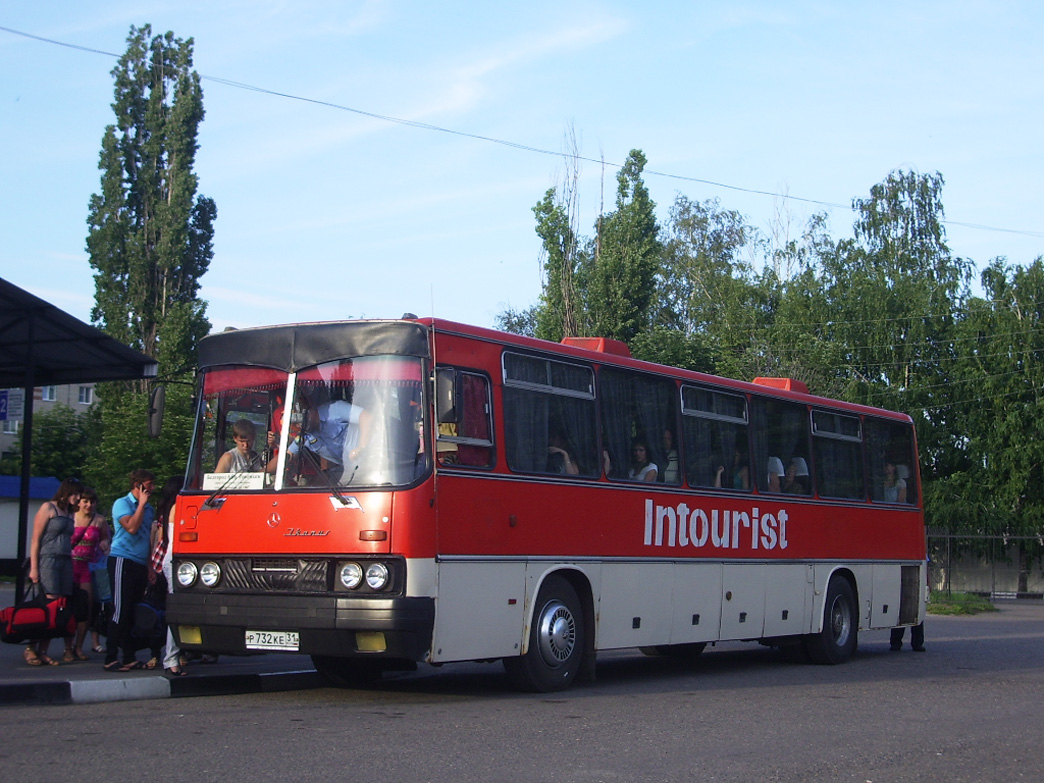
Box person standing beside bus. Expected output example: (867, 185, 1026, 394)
(155, 476, 189, 676)
(69, 487, 109, 661)
(104, 469, 155, 672)
(24, 477, 83, 667)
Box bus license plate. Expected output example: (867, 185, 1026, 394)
(245, 630, 299, 651)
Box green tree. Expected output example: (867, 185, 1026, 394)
(85, 25, 214, 503)
(938, 258, 1044, 588)
(652, 194, 764, 375)
(495, 305, 539, 338)
(532, 187, 583, 342)
(0, 404, 100, 480)
(584, 150, 662, 344)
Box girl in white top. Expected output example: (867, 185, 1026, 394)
(628, 439, 658, 483)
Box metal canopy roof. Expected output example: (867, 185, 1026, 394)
(0, 277, 157, 388)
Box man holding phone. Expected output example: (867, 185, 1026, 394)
(103, 469, 156, 672)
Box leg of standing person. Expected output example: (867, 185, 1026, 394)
(911, 621, 925, 652)
(72, 566, 94, 659)
(105, 555, 147, 670)
(163, 625, 185, 674)
(889, 627, 904, 651)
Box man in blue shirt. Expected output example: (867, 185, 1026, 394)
(104, 469, 156, 671)
(287, 400, 370, 482)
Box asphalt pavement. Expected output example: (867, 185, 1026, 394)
(0, 584, 324, 706)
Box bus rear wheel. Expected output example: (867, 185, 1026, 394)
(504, 575, 584, 692)
(804, 576, 858, 665)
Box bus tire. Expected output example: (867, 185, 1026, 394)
(504, 575, 584, 692)
(311, 655, 386, 688)
(804, 576, 858, 665)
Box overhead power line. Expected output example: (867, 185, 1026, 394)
(3, 24, 1043, 241)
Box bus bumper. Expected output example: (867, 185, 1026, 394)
(166, 593, 435, 661)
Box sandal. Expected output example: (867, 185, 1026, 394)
(103, 660, 122, 672)
(63, 650, 75, 663)
(23, 647, 42, 666)
(92, 644, 105, 654)
(145, 657, 159, 670)
(118, 660, 144, 672)
(73, 649, 90, 661)
(166, 666, 188, 676)
(37, 654, 59, 667)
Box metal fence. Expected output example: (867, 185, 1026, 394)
(927, 532, 1044, 599)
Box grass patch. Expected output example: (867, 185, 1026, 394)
(927, 591, 998, 615)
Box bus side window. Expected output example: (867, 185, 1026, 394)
(502, 353, 598, 478)
(599, 369, 677, 484)
(681, 386, 750, 491)
(812, 411, 864, 500)
(866, 418, 917, 504)
(437, 371, 494, 468)
(750, 397, 812, 495)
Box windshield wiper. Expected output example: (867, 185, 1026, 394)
(297, 447, 354, 507)
(202, 471, 242, 510)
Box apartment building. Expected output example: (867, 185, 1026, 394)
(0, 383, 97, 462)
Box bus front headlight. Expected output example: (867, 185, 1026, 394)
(199, 561, 222, 588)
(339, 562, 363, 589)
(177, 561, 198, 587)
(365, 562, 390, 590)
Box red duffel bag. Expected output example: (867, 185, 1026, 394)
(0, 583, 77, 644)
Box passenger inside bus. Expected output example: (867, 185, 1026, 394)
(546, 427, 580, 475)
(715, 446, 750, 490)
(661, 428, 680, 484)
(286, 396, 371, 483)
(782, 457, 812, 495)
(882, 461, 907, 503)
(215, 419, 265, 473)
(766, 456, 785, 492)
(628, 438, 658, 482)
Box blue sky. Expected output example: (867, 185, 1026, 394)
(2, 1, 1042, 334)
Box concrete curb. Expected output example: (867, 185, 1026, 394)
(0, 669, 324, 707)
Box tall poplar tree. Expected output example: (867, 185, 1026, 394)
(585, 150, 661, 344)
(85, 25, 215, 502)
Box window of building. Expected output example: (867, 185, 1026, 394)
(2, 418, 19, 435)
(40, 386, 57, 402)
(78, 386, 94, 405)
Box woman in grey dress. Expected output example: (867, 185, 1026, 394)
(25, 478, 84, 666)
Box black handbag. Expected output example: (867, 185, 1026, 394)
(0, 583, 77, 644)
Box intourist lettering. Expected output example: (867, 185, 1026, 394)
(643, 499, 789, 551)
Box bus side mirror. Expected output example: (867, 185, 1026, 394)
(436, 369, 463, 425)
(148, 385, 166, 439)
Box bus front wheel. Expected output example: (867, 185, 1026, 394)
(804, 576, 858, 665)
(504, 575, 584, 692)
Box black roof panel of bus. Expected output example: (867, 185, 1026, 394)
(199, 321, 430, 371)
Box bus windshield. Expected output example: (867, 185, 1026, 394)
(186, 355, 429, 492)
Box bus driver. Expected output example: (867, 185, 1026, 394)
(287, 398, 372, 481)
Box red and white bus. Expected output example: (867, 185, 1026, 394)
(166, 317, 926, 691)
